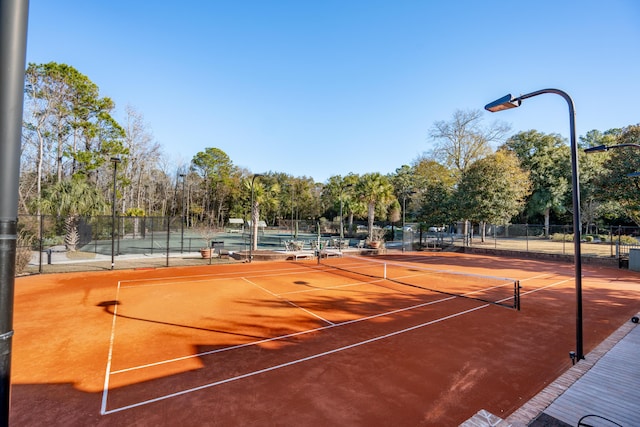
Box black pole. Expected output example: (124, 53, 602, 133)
(0, 1, 29, 424)
(249, 175, 260, 262)
(402, 194, 406, 252)
(180, 174, 185, 254)
(38, 214, 43, 273)
(520, 89, 583, 361)
(486, 88, 583, 361)
(110, 158, 120, 270)
(166, 216, 170, 267)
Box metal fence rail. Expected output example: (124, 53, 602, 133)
(14, 216, 640, 274)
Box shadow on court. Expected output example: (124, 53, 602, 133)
(9, 254, 640, 426)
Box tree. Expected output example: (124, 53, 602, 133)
(411, 157, 457, 227)
(191, 147, 236, 227)
(596, 125, 640, 225)
(22, 62, 127, 215)
(321, 174, 360, 235)
(428, 109, 510, 176)
(578, 129, 621, 232)
(355, 173, 396, 239)
(244, 176, 280, 251)
(120, 105, 162, 214)
(391, 165, 418, 226)
(455, 150, 531, 241)
(38, 176, 109, 251)
(502, 130, 570, 236)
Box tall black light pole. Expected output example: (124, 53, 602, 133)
(0, 1, 29, 423)
(485, 89, 584, 361)
(291, 184, 295, 239)
(179, 173, 185, 253)
(110, 157, 121, 270)
(339, 189, 345, 241)
(249, 174, 263, 263)
(402, 191, 408, 253)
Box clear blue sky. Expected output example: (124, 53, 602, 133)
(26, 0, 640, 182)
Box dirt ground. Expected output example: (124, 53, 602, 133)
(8, 252, 640, 426)
(462, 236, 618, 257)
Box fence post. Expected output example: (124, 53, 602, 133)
(618, 226, 622, 263)
(166, 216, 170, 267)
(39, 215, 44, 273)
(610, 226, 613, 257)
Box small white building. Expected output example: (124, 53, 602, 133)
(227, 218, 244, 233)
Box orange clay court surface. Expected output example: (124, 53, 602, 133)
(9, 251, 640, 426)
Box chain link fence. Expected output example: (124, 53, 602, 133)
(15, 216, 640, 274)
(16, 215, 247, 274)
(454, 223, 640, 263)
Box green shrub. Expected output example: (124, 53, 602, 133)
(15, 231, 33, 275)
(614, 235, 639, 245)
(551, 233, 572, 242)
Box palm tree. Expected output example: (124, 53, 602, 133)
(356, 173, 395, 240)
(244, 177, 280, 251)
(38, 176, 109, 251)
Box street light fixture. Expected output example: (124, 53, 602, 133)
(584, 143, 640, 153)
(110, 157, 121, 270)
(249, 174, 263, 262)
(584, 142, 640, 181)
(485, 88, 584, 361)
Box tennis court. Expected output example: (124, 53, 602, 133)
(10, 251, 640, 426)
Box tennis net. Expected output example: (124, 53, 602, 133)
(317, 253, 520, 310)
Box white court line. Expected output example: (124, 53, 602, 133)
(111, 290, 456, 375)
(521, 273, 554, 281)
(278, 277, 388, 296)
(119, 267, 333, 289)
(102, 266, 555, 413)
(100, 280, 123, 415)
(241, 277, 335, 326)
(118, 264, 323, 287)
(102, 302, 489, 415)
(520, 278, 573, 296)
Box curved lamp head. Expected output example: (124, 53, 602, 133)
(583, 145, 609, 153)
(484, 94, 521, 112)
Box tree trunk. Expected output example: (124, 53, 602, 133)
(348, 213, 354, 237)
(544, 207, 551, 238)
(367, 202, 375, 238)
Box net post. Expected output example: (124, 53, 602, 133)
(515, 280, 521, 311)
